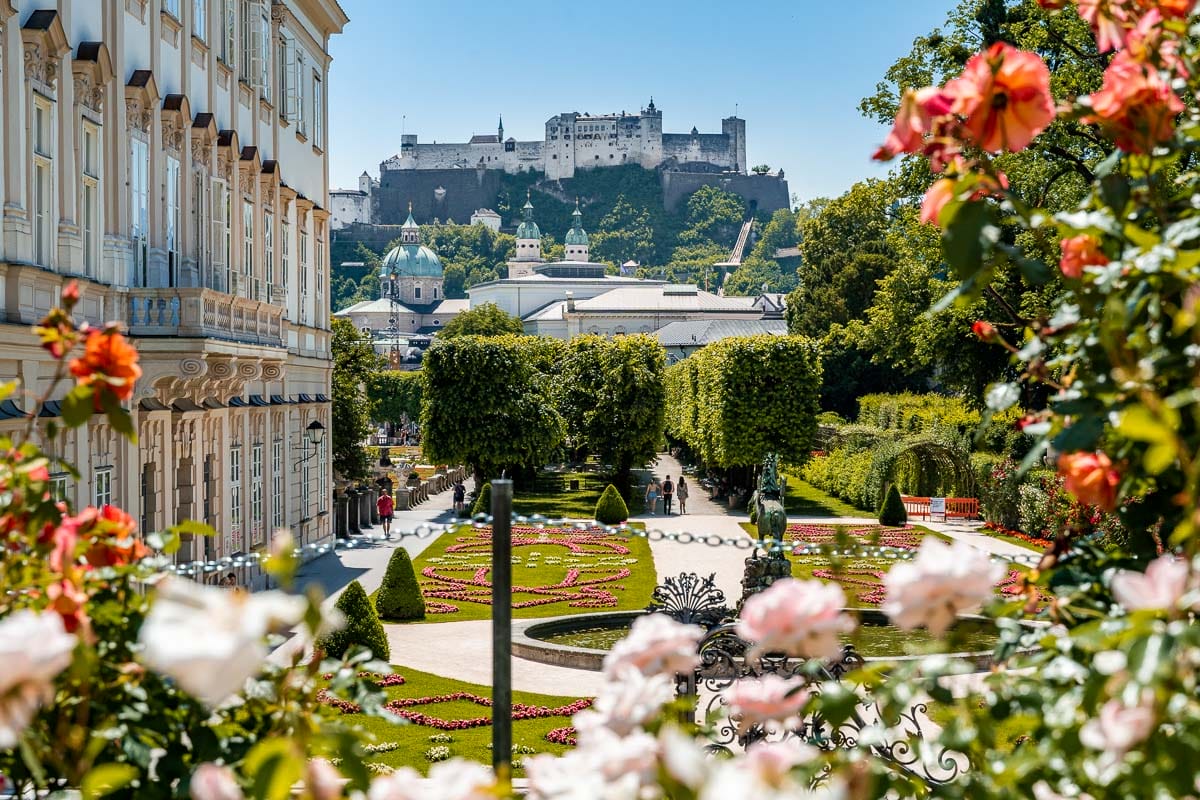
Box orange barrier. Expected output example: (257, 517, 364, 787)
(900, 496, 980, 521)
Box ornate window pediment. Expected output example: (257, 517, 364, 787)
(72, 42, 113, 114)
(238, 146, 261, 196)
(22, 10, 71, 91)
(191, 112, 217, 169)
(216, 128, 240, 181)
(161, 93, 191, 154)
(125, 70, 159, 135)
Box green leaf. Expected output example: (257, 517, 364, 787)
(82, 763, 139, 800)
(942, 201, 996, 279)
(61, 384, 95, 428)
(1098, 173, 1130, 215)
(99, 390, 137, 443)
(1118, 404, 1179, 443)
(169, 519, 219, 538)
(244, 738, 302, 800)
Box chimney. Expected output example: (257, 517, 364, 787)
(565, 290, 575, 313)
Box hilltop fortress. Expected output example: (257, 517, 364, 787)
(330, 100, 788, 230)
(382, 99, 746, 180)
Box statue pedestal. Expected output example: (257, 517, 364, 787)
(738, 548, 792, 612)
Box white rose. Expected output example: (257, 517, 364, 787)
(602, 613, 703, 680)
(0, 610, 76, 748)
(882, 538, 1005, 635)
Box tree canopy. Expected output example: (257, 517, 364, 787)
(438, 302, 525, 339)
(331, 318, 382, 481)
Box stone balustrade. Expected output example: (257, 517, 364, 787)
(125, 287, 285, 347)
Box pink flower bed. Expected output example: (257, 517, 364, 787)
(545, 726, 577, 745)
(809, 566, 1035, 607)
(787, 523, 924, 552)
(320, 671, 407, 687)
(317, 686, 593, 732)
(420, 527, 639, 615)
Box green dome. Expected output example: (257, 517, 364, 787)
(516, 220, 541, 240)
(381, 244, 443, 278)
(565, 226, 588, 246)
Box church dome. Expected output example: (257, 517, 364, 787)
(516, 193, 541, 241)
(565, 202, 588, 246)
(381, 244, 442, 278)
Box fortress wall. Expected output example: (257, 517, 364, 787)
(662, 133, 736, 169)
(390, 143, 483, 170)
(660, 171, 790, 213)
(375, 168, 503, 225)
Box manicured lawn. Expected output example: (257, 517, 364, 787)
(320, 663, 583, 775)
(783, 474, 872, 517)
(405, 524, 657, 623)
(512, 470, 644, 519)
(979, 527, 1045, 552)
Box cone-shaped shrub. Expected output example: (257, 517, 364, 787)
(594, 484, 630, 524)
(471, 482, 492, 516)
(320, 579, 390, 660)
(879, 484, 908, 526)
(375, 547, 426, 621)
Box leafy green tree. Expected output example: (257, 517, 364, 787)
(751, 164, 771, 175)
(594, 484, 630, 524)
(438, 303, 525, 338)
(331, 318, 381, 481)
(748, 208, 801, 262)
(557, 335, 666, 493)
(722, 254, 797, 297)
(592, 196, 657, 266)
(666, 243, 727, 288)
(367, 370, 423, 425)
(374, 548, 425, 621)
(681, 185, 745, 247)
(665, 335, 822, 469)
(422, 336, 565, 488)
(319, 580, 390, 660)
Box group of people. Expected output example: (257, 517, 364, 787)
(645, 474, 689, 515)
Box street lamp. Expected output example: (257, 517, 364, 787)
(293, 420, 326, 469)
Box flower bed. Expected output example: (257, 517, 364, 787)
(786, 523, 924, 552)
(410, 526, 655, 620)
(983, 524, 1053, 550)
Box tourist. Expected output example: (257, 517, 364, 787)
(645, 479, 659, 516)
(377, 489, 395, 536)
(662, 475, 675, 515)
(677, 477, 689, 514)
(452, 479, 466, 516)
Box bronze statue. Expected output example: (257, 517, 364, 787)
(751, 453, 787, 545)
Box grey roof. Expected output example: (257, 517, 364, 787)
(572, 285, 762, 314)
(655, 319, 790, 347)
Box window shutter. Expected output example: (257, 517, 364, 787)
(282, 35, 297, 121)
(248, 5, 264, 91)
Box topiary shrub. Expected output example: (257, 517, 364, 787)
(594, 484, 629, 524)
(319, 580, 390, 660)
(878, 484, 908, 526)
(375, 548, 426, 621)
(471, 482, 492, 516)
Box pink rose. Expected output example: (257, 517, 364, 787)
(1079, 696, 1155, 757)
(1111, 554, 1189, 612)
(737, 578, 855, 661)
(882, 538, 1005, 635)
(190, 764, 243, 800)
(721, 674, 809, 735)
(873, 87, 954, 161)
(603, 613, 703, 680)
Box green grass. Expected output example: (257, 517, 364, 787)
(327, 663, 582, 775)
(404, 524, 657, 623)
(924, 702, 1037, 753)
(979, 528, 1044, 552)
(783, 474, 872, 518)
(512, 470, 644, 519)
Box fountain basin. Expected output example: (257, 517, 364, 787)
(513, 609, 1038, 672)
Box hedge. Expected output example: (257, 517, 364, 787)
(594, 484, 629, 524)
(878, 484, 908, 526)
(375, 548, 426, 621)
(320, 580, 390, 660)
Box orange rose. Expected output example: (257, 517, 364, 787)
(873, 87, 954, 161)
(1058, 451, 1121, 511)
(1088, 51, 1184, 153)
(69, 328, 142, 403)
(47, 578, 89, 634)
(1059, 234, 1110, 279)
(943, 42, 1055, 153)
(1143, 0, 1196, 18)
(920, 179, 956, 226)
(1078, 0, 1132, 52)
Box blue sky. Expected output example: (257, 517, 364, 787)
(328, 0, 956, 203)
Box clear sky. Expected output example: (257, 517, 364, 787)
(327, 0, 956, 203)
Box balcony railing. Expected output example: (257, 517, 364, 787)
(126, 287, 285, 347)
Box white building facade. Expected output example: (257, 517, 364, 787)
(0, 0, 347, 583)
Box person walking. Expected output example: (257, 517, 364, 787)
(645, 479, 659, 516)
(677, 477, 689, 515)
(376, 489, 395, 536)
(661, 475, 675, 515)
(452, 480, 466, 517)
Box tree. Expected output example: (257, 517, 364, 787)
(751, 164, 771, 175)
(591, 196, 657, 266)
(681, 185, 745, 247)
(556, 335, 666, 494)
(722, 254, 797, 297)
(367, 370, 423, 426)
(331, 318, 381, 481)
(438, 303, 525, 338)
(319, 580, 390, 660)
(594, 484, 630, 524)
(878, 484, 908, 526)
(374, 548, 425, 621)
(665, 335, 823, 469)
(421, 335, 564, 488)
(471, 482, 492, 516)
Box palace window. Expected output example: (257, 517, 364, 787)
(313, 72, 323, 148)
(229, 445, 242, 537)
(211, 178, 228, 292)
(414, 286, 421, 300)
(220, 0, 236, 66)
(166, 155, 181, 286)
(301, 445, 311, 519)
(193, 170, 208, 285)
(243, 199, 254, 293)
(164, 0, 181, 18)
(264, 212, 274, 293)
(50, 473, 70, 504)
(130, 136, 150, 286)
(279, 33, 297, 122)
(281, 218, 291, 291)
(81, 123, 100, 278)
(94, 467, 112, 509)
(299, 225, 308, 323)
(296, 51, 308, 137)
(318, 438, 327, 514)
(250, 442, 263, 545)
(33, 100, 53, 267)
(271, 437, 283, 528)
(193, 0, 207, 41)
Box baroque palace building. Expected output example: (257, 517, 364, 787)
(0, 0, 347, 585)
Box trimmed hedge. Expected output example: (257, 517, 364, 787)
(879, 484, 908, 526)
(471, 482, 492, 516)
(375, 548, 426, 621)
(594, 484, 629, 524)
(319, 580, 390, 660)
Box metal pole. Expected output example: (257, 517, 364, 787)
(491, 479, 513, 782)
